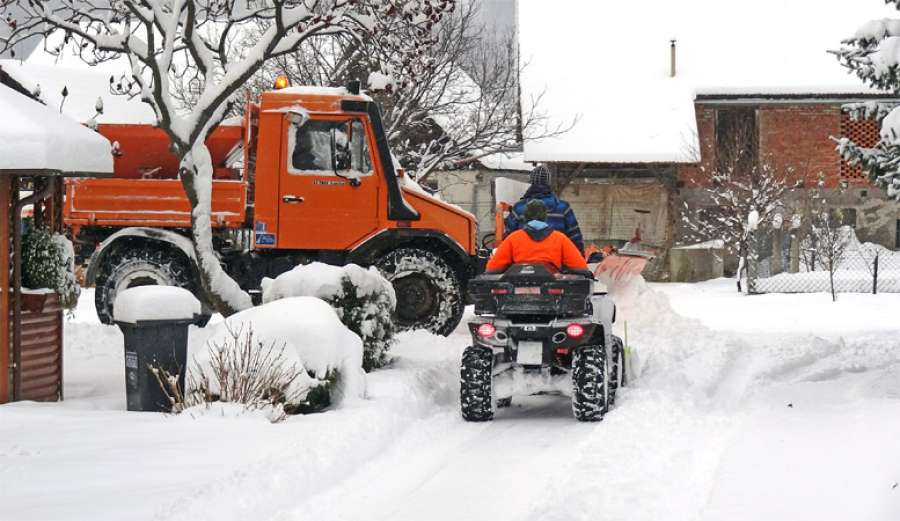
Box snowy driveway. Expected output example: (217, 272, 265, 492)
(2, 282, 900, 521)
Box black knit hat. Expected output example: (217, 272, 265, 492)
(523, 199, 548, 222)
(529, 164, 551, 186)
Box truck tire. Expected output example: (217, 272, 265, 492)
(375, 248, 463, 336)
(94, 245, 211, 326)
(460, 346, 493, 421)
(572, 345, 607, 422)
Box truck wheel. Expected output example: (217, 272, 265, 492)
(572, 345, 607, 422)
(94, 245, 211, 326)
(375, 248, 463, 336)
(460, 346, 493, 421)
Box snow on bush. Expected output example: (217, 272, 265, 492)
(262, 263, 396, 371)
(187, 297, 365, 420)
(21, 226, 80, 309)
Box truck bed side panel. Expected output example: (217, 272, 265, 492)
(65, 178, 247, 228)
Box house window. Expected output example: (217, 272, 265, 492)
(715, 107, 758, 176)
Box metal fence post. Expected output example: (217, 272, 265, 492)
(747, 230, 759, 294)
(873, 251, 879, 295)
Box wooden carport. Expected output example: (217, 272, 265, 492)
(0, 79, 112, 403)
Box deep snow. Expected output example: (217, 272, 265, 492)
(2, 283, 900, 521)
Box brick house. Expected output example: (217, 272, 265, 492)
(498, 1, 900, 279)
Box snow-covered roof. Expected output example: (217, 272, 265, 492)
(520, 1, 900, 163)
(0, 83, 113, 175)
(0, 59, 157, 125)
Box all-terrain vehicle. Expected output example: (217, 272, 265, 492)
(460, 263, 625, 422)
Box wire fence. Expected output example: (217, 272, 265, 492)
(747, 227, 900, 294)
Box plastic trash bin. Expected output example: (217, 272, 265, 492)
(113, 286, 201, 412)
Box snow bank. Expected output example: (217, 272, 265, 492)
(113, 286, 201, 323)
(193, 297, 366, 401)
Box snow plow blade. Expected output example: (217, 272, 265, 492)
(593, 250, 654, 284)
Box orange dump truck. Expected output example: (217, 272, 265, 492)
(65, 83, 478, 335)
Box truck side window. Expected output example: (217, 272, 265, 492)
(288, 118, 373, 177)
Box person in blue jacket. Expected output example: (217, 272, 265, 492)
(505, 165, 585, 255)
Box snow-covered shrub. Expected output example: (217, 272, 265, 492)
(262, 263, 396, 371)
(183, 323, 330, 421)
(21, 226, 79, 309)
(186, 297, 365, 419)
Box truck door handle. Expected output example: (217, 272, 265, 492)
(282, 195, 304, 203)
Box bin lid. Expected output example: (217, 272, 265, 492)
(113, 286, 201, 324)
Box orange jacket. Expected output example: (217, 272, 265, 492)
(487, 227, 587, 272)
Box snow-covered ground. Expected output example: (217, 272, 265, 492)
(3, 282, 900, 521)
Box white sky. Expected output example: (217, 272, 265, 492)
(519, 0, 900, 163)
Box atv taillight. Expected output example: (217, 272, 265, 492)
(477, 323, 496, 338)
(546, 288, 564, 295)
(491, 288, 509, 295)
(566, 323, 585, 338)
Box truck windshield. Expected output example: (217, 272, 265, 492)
(287, 119, 373, 177)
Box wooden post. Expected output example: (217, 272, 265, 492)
(0, 176, 9, 404)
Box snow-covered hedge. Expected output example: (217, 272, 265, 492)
(187, 297, 365, 419)
(262, 262, 396, 371)
(21, 226, 79, 309)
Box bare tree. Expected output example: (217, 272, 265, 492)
(680, 123, 796, 282)
(1, 0, 454, 316)
(201, 1, 572, 182)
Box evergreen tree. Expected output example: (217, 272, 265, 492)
(833, 6, 900, 198)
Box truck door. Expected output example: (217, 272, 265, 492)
(277, 115, 380, 250)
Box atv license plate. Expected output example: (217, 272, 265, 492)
(514, 287, 540, 295)
(517, 341, 544, 365)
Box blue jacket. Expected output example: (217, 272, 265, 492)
(505, 185, 585, 254)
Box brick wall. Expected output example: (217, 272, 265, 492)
(679, 102, 877, 189)
(758, 104, 844, 187)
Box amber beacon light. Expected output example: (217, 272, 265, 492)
(273, 75, 290, 89)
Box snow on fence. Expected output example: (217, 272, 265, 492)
(747, 226, 900, 294)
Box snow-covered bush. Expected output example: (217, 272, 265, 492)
(21, 226, 79, 309)
(262, 263, 396, 371)
(186, 297, 365, 420)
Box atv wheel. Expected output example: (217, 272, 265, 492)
(95, 245, 211, 326)
(608, 336, 625, 408)
(460, 346, 494, 421)
(376, 248, 463, 336)
(572, 345, 608, 422)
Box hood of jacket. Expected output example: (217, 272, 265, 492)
(524, 220, 553, 242)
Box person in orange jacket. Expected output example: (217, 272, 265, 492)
(487, 199, 588, 272)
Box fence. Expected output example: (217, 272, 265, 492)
(747, 227, 900, 294)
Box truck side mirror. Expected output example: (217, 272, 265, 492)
(286, 109, 308, 127)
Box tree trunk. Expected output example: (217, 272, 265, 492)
(179, 142, 253, 317)
(829, 265, 836, 302)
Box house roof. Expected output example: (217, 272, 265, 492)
(0, 83, 113, 175)
(519, 1, 900, 164)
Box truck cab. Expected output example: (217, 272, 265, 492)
(67, 83, 477, 335)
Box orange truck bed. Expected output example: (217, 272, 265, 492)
(65, 178, 247, 228)
(64, 123, 247, 229)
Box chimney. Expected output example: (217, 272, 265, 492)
(670, 39, 677, 78)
